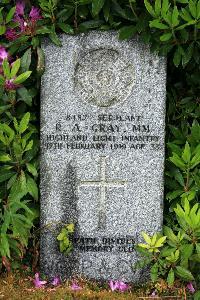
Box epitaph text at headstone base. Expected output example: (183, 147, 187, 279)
(40, 32, 166, 282)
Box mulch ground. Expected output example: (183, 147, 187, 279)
(0, 273, 190, 300)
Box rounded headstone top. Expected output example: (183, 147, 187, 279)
(74, 48, 135, 108)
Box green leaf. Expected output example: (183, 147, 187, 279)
(10, 59, 20, 78)
(0, 169, 15, 183)
(0, 25, 6, 35)
(79, 20, 104, 30)
(182, 142, 191, 163)
(0, 7, 3, 23)
(181, 190, 196, 201)
(92, 0, 105, 16)
(160, 32, 172, 41)
(7, 174, 17, 190)
(49, 31, 62, 46)
(57, 7, 74, 22)
(112, 0, 127, 19)
(0, 123, 15, 144)
(161, 0, 170, 18)
(174, 169, 185, 186)
(119, 25, 136, 40)
(26, 163, 38, 177)
(150, 263, 158, 282)
(13, 118, 18, 132)
(144, 0, 156, 17)
(180, 8, 192, 22)
(57, 231, 66, 241)
(194, 291, 200, 300)
(197, 0, 200, 18)
(149, 19, 169, 29)
(175, 266, 194, 281)
(172, 6, 179, 27)
(57, 23, 74, 34)
(142, 232, 151, 244)
(154, 236, 167, 247)
(19, 112, 30, 134)
(24, 140, 33, 151)
(9, 177, 27, 202)
(1, 234, 10, 257)
(167, 268, 175, 286)
(0, 154, 11, 162)
(167, 190, 183, 201)
(155, 0, 161, 16)
(20, 48, 32, 73)
(78, 5, 89, 18)
(103, 0, 110, 21)
(0, 104, 12, 114)
(49, 25, 62, 46)
(6, 6, 16, 23)
(17, 87, 32, 106)
(190, 151, 200, 169)
(196, 243, 200, 254)
(170, 153, 186, 170)
(2, 59, 10, 79)
(191, 124, 200, 141)
(26, 176, 38, 200)
(37, 47, 45, 77)
(67, 223, 74, 233)
(182, 43, 194, 65)
(163, 226, 177, 243)
(19, 170, 26, 192)
(180, 244, 194, 259)
(31, 37, 40, 49)
(36, 26, 52, 35)
(13, 71, 32, 84)
(189, 0, 197, 18)
(169, 125, 185, 141)
(0, 75, 5, 85)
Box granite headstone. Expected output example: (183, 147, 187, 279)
(40, 31, 166, 282)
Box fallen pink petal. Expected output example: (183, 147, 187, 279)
(118, 281, 129, 292)
(70, 282, 82, 291)
(33, 273, 47, 288)
(186, 282, 195, 294)
(150, 290, 157, 297)
(109, 280, 119, 291)
(51, 276, 61, 286)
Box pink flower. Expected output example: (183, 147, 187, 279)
(187, 282, 195, 294)
(109, 280, 119, 291)
(5, 28, 18, 41)
(4, 79, 20, 91)
(13, 2, 42, 35)
(15, 1, 25, 16)
(70, 282, 82, 291)
(0, 47, 8, 64)
(51, 276, 61, 286)
(33, 273, 47, 288)
(29, 7, 42, 22)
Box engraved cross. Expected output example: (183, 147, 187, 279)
(79, 156, 127, 230)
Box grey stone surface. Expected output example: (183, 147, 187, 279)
(40, 31, 166, 282)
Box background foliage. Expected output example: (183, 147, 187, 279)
(0, 0, 199, 294)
